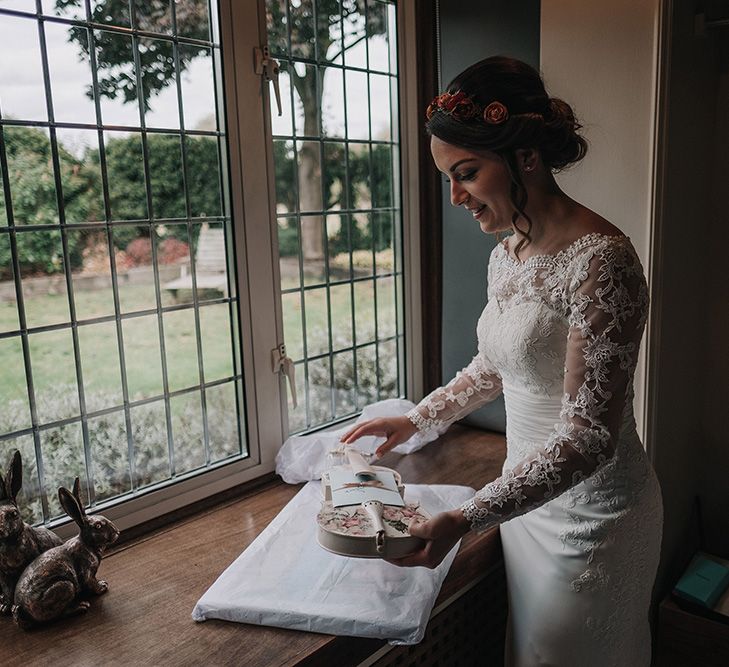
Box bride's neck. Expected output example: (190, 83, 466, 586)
(510, 182, 579, 251)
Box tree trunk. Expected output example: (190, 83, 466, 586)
(293, 67, 324, 262)
(297, 143, 324, 262)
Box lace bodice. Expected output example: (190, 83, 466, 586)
(406, 233, 649, 532)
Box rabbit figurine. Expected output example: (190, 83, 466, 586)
(0, 450, 63, 614)
(12, 477, 119, 629)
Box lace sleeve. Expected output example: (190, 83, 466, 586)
(461, 239, 649, 532)
(405, 354, 503, 435)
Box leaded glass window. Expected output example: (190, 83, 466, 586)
(266, 0, 405, 432)
(0, 0, 246, 523)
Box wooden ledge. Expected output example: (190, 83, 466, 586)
(4, 424, 506, 667)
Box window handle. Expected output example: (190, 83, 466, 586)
(272, 344, 297, 408)
(255, 45, 282, 116)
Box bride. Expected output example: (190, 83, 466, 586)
(341, 56, 663, 666)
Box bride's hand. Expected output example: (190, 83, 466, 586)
(385, 509, 471, 569)
(339, 416, 418, 458)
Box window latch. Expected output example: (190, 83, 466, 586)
(255, 45, 282, 117)
(271, 343, 297, 408)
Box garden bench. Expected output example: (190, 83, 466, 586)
(164, 224, 228, 300)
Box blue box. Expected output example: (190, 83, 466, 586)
(674, 554, 729, 609)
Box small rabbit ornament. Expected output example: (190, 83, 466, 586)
(12, 477, 119, 629)
(0, 450, 62, 614)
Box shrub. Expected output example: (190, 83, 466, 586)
(1, 384, 239, 524)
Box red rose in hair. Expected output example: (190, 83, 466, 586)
(426, 91, 480, 121)
(483, 101, 509, 124)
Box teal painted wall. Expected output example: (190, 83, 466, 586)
(438, 1, 540, 431)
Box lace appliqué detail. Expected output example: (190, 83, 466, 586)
(461, 236, 649, 533)
(405, 354, 503, 434)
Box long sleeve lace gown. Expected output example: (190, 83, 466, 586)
(406, 233, 663, 667)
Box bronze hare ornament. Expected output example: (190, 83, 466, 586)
(0, 450, 62, 614)
(12, 477, 120, 629)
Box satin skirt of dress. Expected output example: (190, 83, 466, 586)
(499, 382, 663, 667)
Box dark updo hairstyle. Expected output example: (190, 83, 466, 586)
(426, 56, 588, 258)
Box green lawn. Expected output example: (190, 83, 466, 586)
(0, 268, 399, 430)
(0, 284, 234, 427)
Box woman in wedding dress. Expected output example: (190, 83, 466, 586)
(341, 56, 663, 666)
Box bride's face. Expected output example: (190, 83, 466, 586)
(430, 136, 515, 235)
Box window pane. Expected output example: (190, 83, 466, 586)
(105, 132, 148, 221)
(79, 321, 124, 412)
(139, 37, 180, 130)
(290, 0, 315, 59)
(304, 287, 328, 357)
(321, 67, 344, 138)
(40, 422, 87, 519)
(329, 282, 353, 350)
(287, 361, 306, 432)
(293, 62, 317, 136)
(170, 391, 205, 474)
(159, 222, 193, 305)
(332, 350, 355, 416)
(282, 291, 304, 361)
(369, 74, 392, 142)
(91, 0, 131, 26)
(115, 225, 158, 313)
(15, 232, 69, 305)
(342, 0, 367, 69)
(186, 135, 222, 217)
(190, 221, 228, 302)
(89, 410, 131, 502)
(271, 67, 294, 137)
(323, 142, 345, 210)
(274, 141, 296, 214)
(206, 381, 242, 463)
(29, 329, 80, 424)
(56, 129, 105, 225)
(130, 400, 169, 487)
(175, 0, 210, 41)
(45, 23, 96, 125)
(133, 0, 172, 35)
(0, 337, 31, 432)
(0, 233, 19, 333)
(376, 275, 396, 338)
(377, 336, 398, 398)
(69, 228, 116, 321)
(4, 127, 59, 226)
(148, 134, 185, 218)
(266, 0, 289, 56)
(123, 314, 164, 401)
(366, 0, 390, 73)
(0, 15, 47, 121)
(356, 343, 377, 406)
(179, 45, 216, 131)
(348, 144, 371, 209)
(307, 356, 332, 425)
(199, 303, 234, 381)
(95, 31, 140, 127)
(345, 70, 369, 141)
(164, 307, 200, 391)
(353, 279, 375, 344)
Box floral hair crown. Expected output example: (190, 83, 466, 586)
(426, 90, 509, 125)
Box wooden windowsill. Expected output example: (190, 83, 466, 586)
(5, 424, 506, 667)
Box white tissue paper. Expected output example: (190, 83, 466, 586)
(192, 481, 475, 644)
(275, 398, 444, 484)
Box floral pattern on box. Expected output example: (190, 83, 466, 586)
(317, 502, 429, 537)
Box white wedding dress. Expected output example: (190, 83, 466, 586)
(406, 233, 663, 667)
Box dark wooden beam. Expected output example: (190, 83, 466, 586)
(415, 0, 443, 393)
